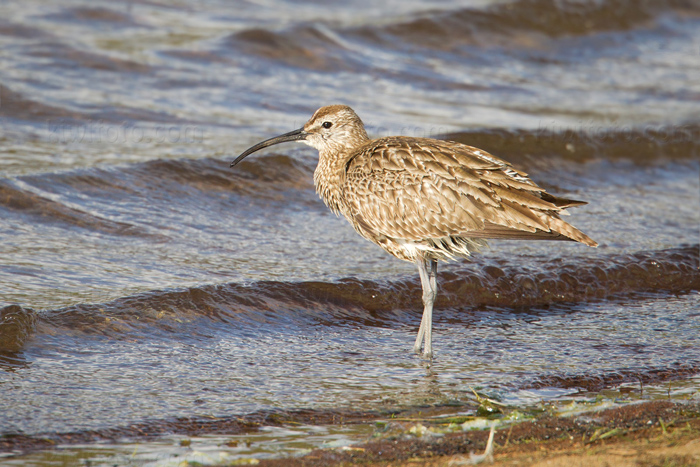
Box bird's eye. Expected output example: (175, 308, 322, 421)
(322, 121, 333, 129)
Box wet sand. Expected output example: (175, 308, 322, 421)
(3, 400, 698, 466)
(258, 401, 700, 466)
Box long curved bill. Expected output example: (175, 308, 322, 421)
(230, 128, 307, 167)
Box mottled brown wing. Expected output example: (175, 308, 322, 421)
(343, 136, 597, 246)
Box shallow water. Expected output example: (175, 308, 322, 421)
(0, 0, 699, 462)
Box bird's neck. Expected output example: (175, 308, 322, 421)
(313, 148, 355, 216)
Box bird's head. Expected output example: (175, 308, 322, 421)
(231, 105, 369, 167)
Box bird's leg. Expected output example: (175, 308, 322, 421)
(426, 259, 438, 357)
(413, 258, 438, 358)
(413, 259, 429, 353)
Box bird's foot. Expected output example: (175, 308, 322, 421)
(413, 343, 433, 360)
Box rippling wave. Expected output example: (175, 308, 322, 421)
(226, 0, 699, 68)
(2, 245, 695, 355)
(353, 0, 697, 48)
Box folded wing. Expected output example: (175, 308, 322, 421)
(342, 137, 597, 249)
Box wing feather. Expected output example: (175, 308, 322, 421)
(342, 136, 596, 248)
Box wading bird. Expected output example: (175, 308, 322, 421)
(232, 105, 597, 358)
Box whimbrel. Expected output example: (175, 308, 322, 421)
(232, 105, 597, 358)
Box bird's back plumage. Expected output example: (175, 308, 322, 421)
(341, 136, 597, 262)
